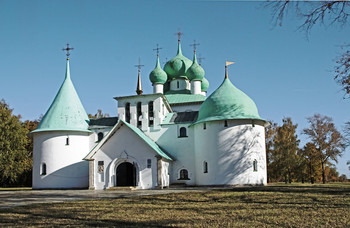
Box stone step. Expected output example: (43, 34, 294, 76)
(107, 186, 137, 191)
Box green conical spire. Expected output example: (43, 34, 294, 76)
(32, 59, 90, 133)
(177, 40, 182, 56)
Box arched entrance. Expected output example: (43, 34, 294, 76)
(116, 162, 136, 186)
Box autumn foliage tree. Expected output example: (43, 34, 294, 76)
(303, 114, 346, 184)
(267, 118, 300, 183)
(0, 99, 31, 187)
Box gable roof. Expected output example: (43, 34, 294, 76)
(171, 111, 198, 123)
(89, 117, 118, 127)
(84, 120, 173, 161)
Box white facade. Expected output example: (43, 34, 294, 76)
(33, 42, 267, 190)
(32, 131, 89, 189)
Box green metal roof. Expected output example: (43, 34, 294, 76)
(186, 52, 205, 81)
(32, 59, 90, 133)
(195, 77, 263, 124)
(149, 56, 167, 85)
(165, 93, 206, 105)
(84, 120, 173, 161)
(123, 121, 173, 160)
(201, 77, 209, 92)
(163, 41, 192, 80)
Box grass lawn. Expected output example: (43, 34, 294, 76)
(0, 183, 349, 227)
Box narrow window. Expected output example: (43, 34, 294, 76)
(125, 103, 131, 123)
(98, 161, 104, 173)
(179, 169, 189, 180)
(41, 163, 47, 175)
(66, 137, 69, 145)
(177, 81, 180, 88)
(253, 159, 258, 172)
(252, 120, 255, 127)
(148, 101, 154, 127)
(179, 127, 187, 137)
(224, 120, 228, 127)
(203, 161, 208, 173)
(137, 102, 142, 127)
(97, 132, 104, 142)
(147, 159, 152, 168)
(203, 123, 206, 130)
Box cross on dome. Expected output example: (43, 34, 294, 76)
(134, 58, 144, 72)
(198, 54, 205, 66)
(62, 43, 74, 60)
(153, 44, 162, 57)
(190, 40, 200, 53)
(174, 29, 183, 43)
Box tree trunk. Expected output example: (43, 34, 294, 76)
(321, 162, 326, 184)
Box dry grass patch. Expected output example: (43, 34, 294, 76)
(0, 184, 349, 227)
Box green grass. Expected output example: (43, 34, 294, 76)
(0, 184, 349, 227)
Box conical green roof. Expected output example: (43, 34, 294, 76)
(163, 42, 192, 79)
(196, 70, 262, 124)
(186, 52, 205, 81)
(32, 59, 90, 133)
(149, 56, 167, 85)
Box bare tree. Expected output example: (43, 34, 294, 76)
(303, 114, 346, 184)
(266, 1, 350, 98)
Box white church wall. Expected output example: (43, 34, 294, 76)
(116, 95, 168, 132)
(170, 78, 190, 91)
(194, 120, 267, 186)
(155, 124, 196, 185)
(32, 131, 90, 189)
(92, 125, 162, 190)
(88, 128, 112, 149)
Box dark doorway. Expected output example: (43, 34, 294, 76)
(116, 162, 136, 186)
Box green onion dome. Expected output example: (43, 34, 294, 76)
(186, 52, 205, 81)
(163, 42, 192, 80)
(201, 77, 209, 92)
(149, 56, 167, 85)
(195, 69, 262, 124)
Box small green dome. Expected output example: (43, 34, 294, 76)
(196, 76, 262, 124)
(201, 77, 209, 92)
(186, 53, 205, 81)
(163, 42, 192, 80)
(149, 56, 167, 85)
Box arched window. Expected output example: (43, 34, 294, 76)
(41, 163, 47, 175)
(224, 120, 228, 127)
(203, 161, 208, 173)
(97, 132, 104, 142)
(148, 101, 154, 127)
(125, 103, 131, 123)
(179, 169, 189, 180)
(179, 127, 187, 137)
(177, 81, 180, 89)
(203, 123, 206, 130)
(253, 159, 258, 172)
(137, 102, 142, 127)
(66, 137, 69, 145)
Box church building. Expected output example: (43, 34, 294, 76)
(32, 38, 268, 189)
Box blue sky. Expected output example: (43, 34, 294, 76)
(0, 0, 349, 176)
